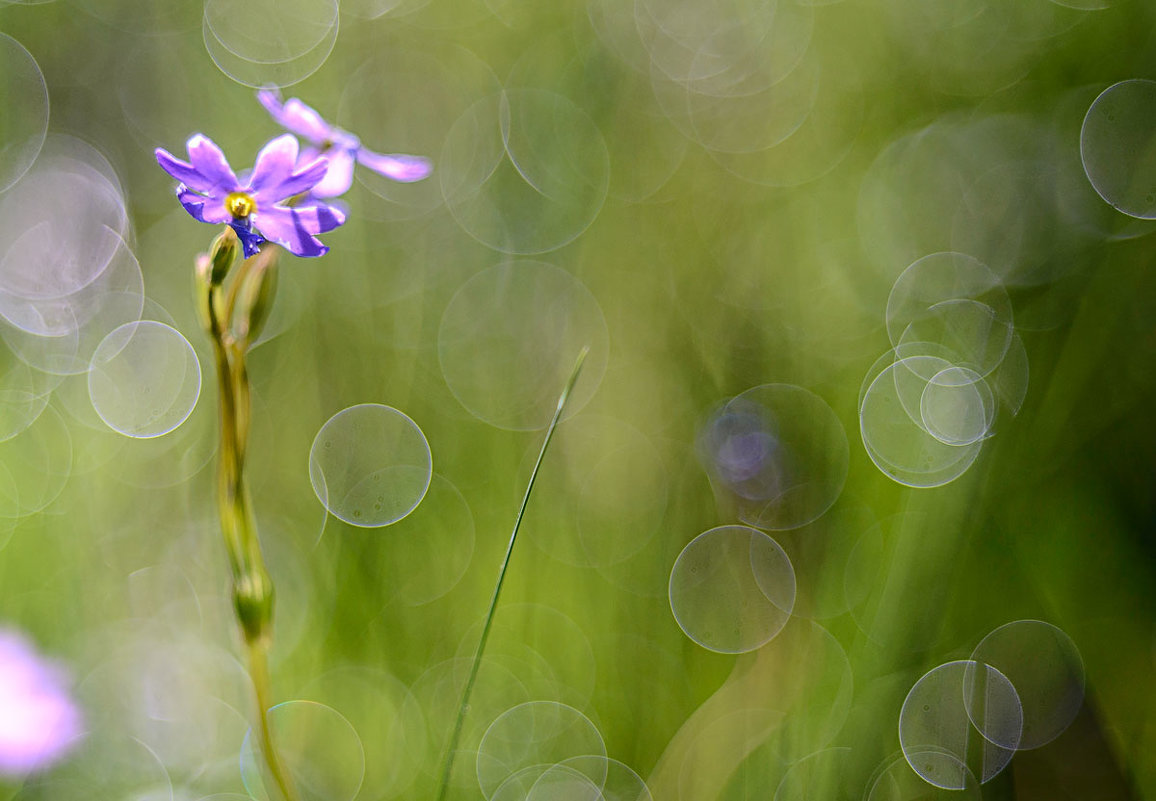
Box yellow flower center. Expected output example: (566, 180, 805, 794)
(225, 191, 256, 219)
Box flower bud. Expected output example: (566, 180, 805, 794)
(233, 568, 275, 645)
(233, 248, 279, 347)
(193, 253, 214, 335)
(208, 227, 239, 286)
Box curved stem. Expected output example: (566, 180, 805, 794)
(247, 639, 300, 801)
(206, 245, 299, 801)
(212, 335, 243, 580)
(434, 347, 589, 801)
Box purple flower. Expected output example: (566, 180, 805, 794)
(0, 629, 83, 775)
(696, 399, 788, 502)
(155, 133, 346, 258)
(257, 89, 432, 198)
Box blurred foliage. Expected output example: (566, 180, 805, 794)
(0, 0, 1155, 799)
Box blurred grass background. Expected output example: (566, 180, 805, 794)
(0, 0, 1155, 798)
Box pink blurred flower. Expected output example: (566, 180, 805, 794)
(0, 629, 83, 775)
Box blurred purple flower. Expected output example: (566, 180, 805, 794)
(697, 399, 787, 502)
(0, 629, 82, 775)
(155, 133, 346, 258)
(258, 89, 432, 198)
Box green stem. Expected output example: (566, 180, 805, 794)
(247, 639, 300, 801)
(434, 347, 589, 801)
(211, 334, 243, 580)
(206, 245, 299, 801)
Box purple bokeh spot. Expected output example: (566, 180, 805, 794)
(716, 429, 778, 484)
(0, 629, 83, 775)
(697, 401, 789, 502)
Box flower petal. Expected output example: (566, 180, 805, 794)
(331, 129, 360, 150)
(310, 148, 355, 198)
(257, 88, 284, 118)
(296, 200, 347, 233)
(257, 200, 345, 235)
(177, 188, 231, 224)
(356, 148, 433, 182)
(258, 91, 333, 144)
(322, 197, 349, 222)
(260, 153, 330, 200)
(248, 134, 300, 198)
(186, 134, 239, 193)
(156, 147, 217, 194)
(253, 206, 333, 257)
(229, 219, 266, 258)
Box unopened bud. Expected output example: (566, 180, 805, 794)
(233, 568, 275, 645)
(234, 248, 279, 347)
(208, 227, 239, 286)
(193, 253, 214, 335)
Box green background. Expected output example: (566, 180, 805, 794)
(0, 0, 1154, 798)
